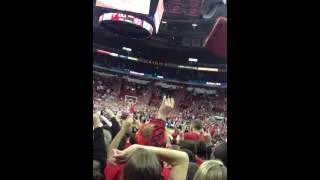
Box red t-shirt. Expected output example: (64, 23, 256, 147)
(162, 167, 172, 180)
(105, 163, 125, 180)
(124, 142, 131, 149)
(196, 157, 204, 166)
(184, 132, 203, 141)
(171, 132, 178, 139)
(105, 163, 170, 180)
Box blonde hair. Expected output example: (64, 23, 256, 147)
(193, 160, 227, 180)
(122, 148, 162, 180)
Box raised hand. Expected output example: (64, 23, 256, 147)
(111, 149, 128, 164)
(157, 96, 175, 120)
(122, 114, 134, 130)
(112, 144, 140, 164)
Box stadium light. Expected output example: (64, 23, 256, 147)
(119, 55, 127, 59)
(178, 65, 197, 70)
(206, 82, 221, 86)
(110, 53, 118, 57)
(96, 49, 112, 55)
(198, 67, 219, 72)
(188, 58, 198, 62)
(128, 56, 138, 61)
(122, 47, 132, 52)
(157, 75, 164, 79)
(192, 23, 198, 27)
(130, 71, 144, 76)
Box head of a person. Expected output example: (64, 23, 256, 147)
(191, 120, 202, 131)
(213, 142, 227, 167)
(187, 162, 199, 180)
(193, 160, 227, 180)
(136, 123, 166, 147)
(196, 141, 207, 159)
(179, 140, 197, 154)
(136, 123, 153, 145)
(205, 146, 213, 160)
(122, 148, 162, 180)
(180, 148, 196, 162)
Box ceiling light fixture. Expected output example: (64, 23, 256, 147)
(188, 58, 198, 62)
(122, 47, 132, 52)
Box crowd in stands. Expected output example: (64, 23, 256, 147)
(93, 72, 227, 180)
(94, 73, 226, 115)
(93, 53, 227, 83)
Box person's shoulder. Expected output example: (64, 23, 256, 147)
(184, 132, 197, 139)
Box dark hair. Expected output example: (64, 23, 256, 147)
(186, 162, 199, 180)
(180, 148, 196, 162)
(122, 148, 162, 180)
(196, 141, 207, 159)
(206, 146, 213, 160)
(171, 138, 177, 145)
(214, 142, 227, 167)
(179, 140, 197, 154)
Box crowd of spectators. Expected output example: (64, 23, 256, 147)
(94, 73, 226, 113)
(93, 72, 227, 180)
(93, 53, 227, 83)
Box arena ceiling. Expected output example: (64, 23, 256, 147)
(93, 0, 227, 65)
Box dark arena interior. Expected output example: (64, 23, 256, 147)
(93, 1, 227, 180)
